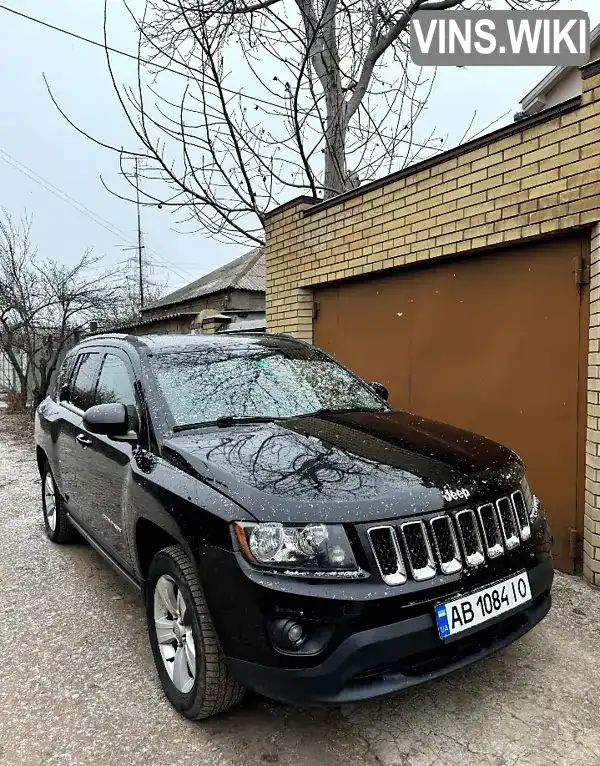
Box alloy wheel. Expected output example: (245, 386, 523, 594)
(153, 574, 197, 694)
(44, 474, 57, 532)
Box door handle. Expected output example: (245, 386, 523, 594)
(76, 434, 92, 447)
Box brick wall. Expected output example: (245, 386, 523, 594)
(265, 65, 600, 583)
(585, 223, 600, 586)
(265, 70, 600, 340)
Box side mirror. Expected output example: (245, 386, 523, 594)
(370, 381, 389, 401)
(59, 384, 69, 402)
(83, 403, 136, 440)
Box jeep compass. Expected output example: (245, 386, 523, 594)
(35, 332, 553, 719)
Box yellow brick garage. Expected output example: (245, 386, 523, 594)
(264, 60, 600, 582)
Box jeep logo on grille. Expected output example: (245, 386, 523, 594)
(442, 487, 472, 502)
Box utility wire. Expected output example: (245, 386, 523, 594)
(0, 150, 137, 244)
(0, 149, 198, 284)
(0, 5, 230, 285)
(0, 3, 278, 107)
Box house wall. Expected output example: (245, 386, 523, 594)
(544, 42, 600, 109)
(546, 67, 587, 109)
(126, 309, 267, 336)
(264, 64, 600, 583)
(141, 290, 265, 321)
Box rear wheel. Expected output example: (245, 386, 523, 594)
(41, 462, 75, 544)
(146, 545, 246, 719)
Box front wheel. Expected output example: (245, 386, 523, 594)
(146, 545, 246, 719)
(41, 461, 75, 543)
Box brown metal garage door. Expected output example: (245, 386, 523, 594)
(314, 237, 588, 573)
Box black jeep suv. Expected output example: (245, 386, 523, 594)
(35, 332, 553, 719)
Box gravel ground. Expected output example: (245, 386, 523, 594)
(1, 409, 600, 766)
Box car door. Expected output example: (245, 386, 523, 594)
(55, 351, 103, 511)
(76, 348, 140, 567)
(48, 351, 78, 499)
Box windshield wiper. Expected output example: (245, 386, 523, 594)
(293, 407, 386, 419)
(173, 416, 281, 432)
(173, 408, 387, 431)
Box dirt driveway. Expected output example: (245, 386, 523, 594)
(1, 409, 600, 766)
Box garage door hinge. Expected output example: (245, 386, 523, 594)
(568, 527, 580, 560)
(575, 253, 590, 286)
(313, 301, 320, 320)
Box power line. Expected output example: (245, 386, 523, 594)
(0, 150, 136, 244)
(0, 149, 192, 279)
(0, 148, 197, 284)
(0, 3, 277, 107)
(0, 4, 260, 286)
(0, 5, 231, 287)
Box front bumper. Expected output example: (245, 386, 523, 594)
(225, 557, 553, 705)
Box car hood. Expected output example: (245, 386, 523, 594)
(161, 411, 524, 523)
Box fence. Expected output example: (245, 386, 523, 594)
(0, 333, 81, 400)
(0, 351, 24, 393)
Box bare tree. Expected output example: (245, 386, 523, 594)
(48, 0, 557, 246)
(0, 211, 122, 409)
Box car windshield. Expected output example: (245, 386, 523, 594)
(150, 339, 385, 428)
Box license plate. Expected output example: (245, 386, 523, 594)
(434, 571, 532, 640)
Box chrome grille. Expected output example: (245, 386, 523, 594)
(478, 503, 504, 558)
(367, 526, 407, 585)
(454, 509, 485, 568)
(366, 492, 531, 585)
(429, 516, 462, 575)
(511, 490, 531, 541)
(400, 521, 436, 581)
(496, 497, 520, 550)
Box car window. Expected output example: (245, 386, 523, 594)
(55, 354, 77, 401)
(69, 353, 101, 411)
(95, 354, 137, 408)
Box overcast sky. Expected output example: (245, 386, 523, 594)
(0, 0, 598, 296)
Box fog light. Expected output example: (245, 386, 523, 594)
(287, 623, 305, 645)
(270, 618, 307, 651)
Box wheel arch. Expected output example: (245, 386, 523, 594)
(36, 445, 48, 476)
(136, 516, 179, 579)
(134, 514, 201, 591)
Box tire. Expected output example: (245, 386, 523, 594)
(41, 461, 75, 544)
(146, 544, 246, 720)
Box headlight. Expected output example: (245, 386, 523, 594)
(521, 476, 533, 510)
(233, 522, 359, 574)
(521, 476, 544, 524)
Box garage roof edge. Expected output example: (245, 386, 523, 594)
(582, 58, 600, 80)
(304, 97, 581, 218)
(263, 96, 581, 222)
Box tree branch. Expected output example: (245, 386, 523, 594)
(420, 0, 466, 9)
(230, 0, 283, 13)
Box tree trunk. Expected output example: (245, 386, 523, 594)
(7, 388, 27, 411)
(323, 93, 350, 199)
(32, 388, 46, 414)
(17, 369, 27, 403)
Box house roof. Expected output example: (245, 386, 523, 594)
(143, 247, 265, 313)
(97, 311, 199, 334)
(520, 24, 600, 114)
